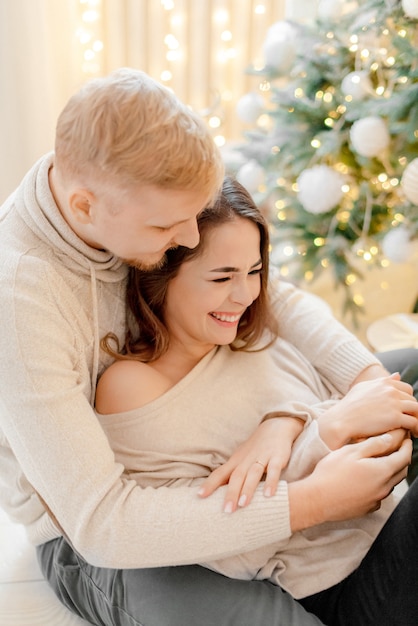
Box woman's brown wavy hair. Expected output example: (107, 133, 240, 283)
(103, 176, 278, 362)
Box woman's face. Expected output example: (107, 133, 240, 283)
(164, 216, 262, 354)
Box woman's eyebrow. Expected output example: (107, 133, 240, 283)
(209, 258, 262, 273)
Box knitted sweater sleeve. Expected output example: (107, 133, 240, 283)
(0, 258, 292, 570)
(269, 275, 380, 394)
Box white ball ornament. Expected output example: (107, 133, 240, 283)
(402, 0, 418, 18)
(341, 71, 373, 101)
(297, 165, 345, 214)
(236, 92, 264, 125)
(350, 116, 390, 158)
(381, 226, 413, 264)
(401, 158, 418, 205)
(263, 21, 297, 73)
(236, 160, 265, 195)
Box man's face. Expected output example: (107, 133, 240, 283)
(87, 184, 210, 269)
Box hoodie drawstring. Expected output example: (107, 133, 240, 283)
(88, 261, 100, 405)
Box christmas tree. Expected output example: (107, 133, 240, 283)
(232, 0, 418, 322)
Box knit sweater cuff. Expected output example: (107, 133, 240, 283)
(318, 340, 380, 394)
(242, 481, 291, 552)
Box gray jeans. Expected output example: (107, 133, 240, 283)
(36, 538, 324, 626)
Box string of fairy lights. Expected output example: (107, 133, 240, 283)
(74, 0, 289, 145)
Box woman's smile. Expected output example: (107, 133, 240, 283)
(209, 312, 242, 326)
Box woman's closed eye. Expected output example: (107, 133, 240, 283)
(211, 267, 262, 283)
(211, 276, 232, 283)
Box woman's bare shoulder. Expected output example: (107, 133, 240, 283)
(95, 359, 171, 415)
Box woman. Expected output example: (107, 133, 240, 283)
(96, 177, 418, 625)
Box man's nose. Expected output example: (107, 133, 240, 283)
(174, 219, 200, 249)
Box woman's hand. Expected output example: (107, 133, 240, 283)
(318, 374, 418, 450)
(289, 429, 412, 532)
(198, 417, 304, 512)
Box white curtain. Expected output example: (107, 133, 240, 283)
(1, 0, 319, 202)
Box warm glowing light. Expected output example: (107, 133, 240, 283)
(82, 9, 99, 22)
(259, 81, 271, 92)
(78, 0, 102, 76)
(76, 29, 91, 44)
(214, 9, 229, 24)
(167, 50, 182, 61)
(208, 116, 221, 128)
(164, 34, 179, 49)
(338, 211, 351, 223)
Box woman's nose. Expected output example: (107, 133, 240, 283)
(231, 279, 254, 306)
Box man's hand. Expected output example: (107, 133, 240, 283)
(318, 374, 418, 450)
(288, 430, 411, 532)
(198, 417, 304, 512)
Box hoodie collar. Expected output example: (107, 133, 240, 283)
(16, 152, 129, 284)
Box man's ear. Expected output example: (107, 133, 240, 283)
(68, 189, 96, 224)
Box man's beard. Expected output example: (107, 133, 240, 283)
(122, 252, 168, 272)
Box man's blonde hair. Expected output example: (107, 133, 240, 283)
(54, 68, 224, 202)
